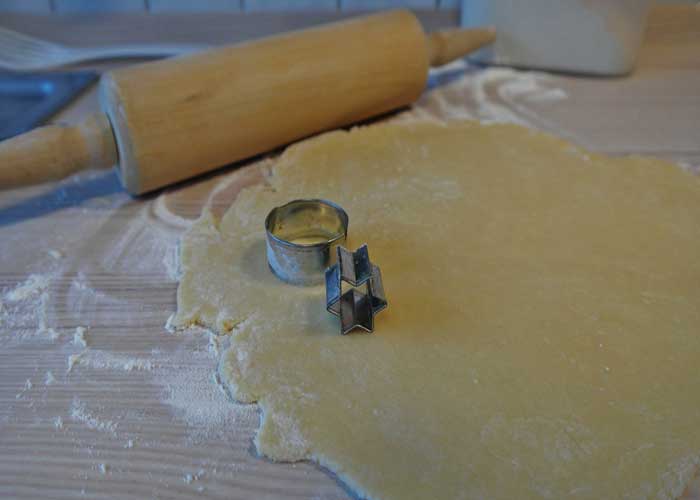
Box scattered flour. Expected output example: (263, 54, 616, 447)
(1, 272, 61, 342)
(183, 469, 205, 484)
(45, 371, 56, 386)
(496, 70, 569, 104)
(164, 313, 177, 333)
(54, 416, 64, 430)
(15, 379, 32, 399)
(163, 243, 181, 281)
(678, 160, 700, 175)
(70, 398, 117, 435)
(71, 272, 90, 293)
(67, 351, 85, 373)
(150, 320, 258, 441)
(408, 61, 572, 142)
(4, 274, 50, 302)
(152, 195, 194, 231)
(522, 87, 569, 103)
(74, 326, 88, 347)
(98, 463, 108, 475)
(47, 249, 64, 260)
(68, 349, 155, 372)
(208, 331, 222, 356)
(158, 352, 250, 443)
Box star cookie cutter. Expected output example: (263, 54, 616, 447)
(325, 244, 388, 334)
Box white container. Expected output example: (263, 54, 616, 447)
(461, 0, 653, 75)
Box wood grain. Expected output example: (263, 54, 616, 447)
(0, 11, 487, 194)
(0, 113, 116, 189)
(0, 5, 699, 500)
(99, 10, 431, 194)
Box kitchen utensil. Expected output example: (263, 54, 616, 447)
(265, 199, 349, 286)
(0, 71, 97, 141)
(0, 10, 495, 195)
(326, 244, 388, 335)
(462, 0, 652, 75)
(0, 26, 205, 72)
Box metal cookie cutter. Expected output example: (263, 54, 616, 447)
(325, 244, 388, 334)
(265, 199, 349, 285)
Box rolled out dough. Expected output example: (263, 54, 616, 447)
(174, 121, 700, 500)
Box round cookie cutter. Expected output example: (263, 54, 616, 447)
(265, 199, 349, 285)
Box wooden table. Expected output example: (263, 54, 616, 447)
(1, 5, 699, 499)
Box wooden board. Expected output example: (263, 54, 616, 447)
(1, 5, 699, 499)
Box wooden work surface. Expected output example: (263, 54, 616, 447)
(1, 5, 699, 499)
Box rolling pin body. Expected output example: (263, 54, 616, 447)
(0, 10, 495, 195)
(102, 10, 428, 194)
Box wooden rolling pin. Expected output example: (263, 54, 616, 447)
(0, 10, 495, 195)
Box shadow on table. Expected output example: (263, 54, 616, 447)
(0, 169, 123, 228)
(427, 63, 477, 90)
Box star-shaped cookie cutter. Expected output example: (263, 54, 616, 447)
(325, 244, 388, 334)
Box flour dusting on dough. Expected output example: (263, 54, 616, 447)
(177, 121, 700, 500)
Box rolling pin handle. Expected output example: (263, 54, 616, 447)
(427, 27, 496, 67)
(0, 112, 118, 190)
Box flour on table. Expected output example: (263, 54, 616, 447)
(162, 243, 181, 281)
(16, 378, 33, 399)
(47, 249, 64, 260)
(67, 349, 154, 373)
(1, 272, 61, 343)
(4, 274, 50, 302)
(67, 351, 85, 373)
(183, 469, 205, 484)
(154, 330, 258, 444)
(678, 160, 700, 175)
(0, 172, 252, 493)
(409, 61, 568, 129)
(70, 398, 118, 435)
(73, 326, 88, 347)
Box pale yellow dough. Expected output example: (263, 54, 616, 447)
(174, 121, 700, 500)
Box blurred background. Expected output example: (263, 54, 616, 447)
(0, 0, 694, 16)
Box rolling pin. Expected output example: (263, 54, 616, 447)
(0, 10, 495, 195)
